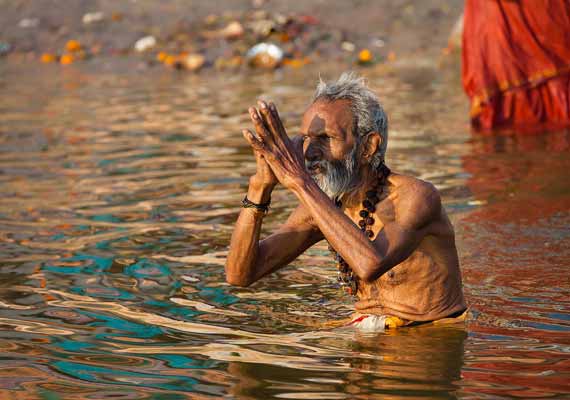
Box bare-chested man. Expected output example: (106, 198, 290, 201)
(226, 73, 466, 330)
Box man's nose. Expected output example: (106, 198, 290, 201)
(304, 140, 321, 162)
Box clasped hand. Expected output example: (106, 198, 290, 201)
(243, 101, 306, 190)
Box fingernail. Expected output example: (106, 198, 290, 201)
(260, 101, 267, 109)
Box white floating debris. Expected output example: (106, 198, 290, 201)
(220, 21, 244, 39)
(83, 11, 105, 25)
(19, 18, 39, 28)
(341, 41, 355, 52)
(181, 53, 205, 71)
(372, 38, 385, 48)
(246, 42, 283, 69)
(201, 21, 244, 39)
(134, 35, 156, 52)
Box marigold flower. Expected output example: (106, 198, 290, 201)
(60, 54, 75, 65)
(164, 55, 177, 66)
(283, 57, 310, 68)
(66, 40, 82, 53)
(41, 53, 57, 63)
(358, 49, 373, 64)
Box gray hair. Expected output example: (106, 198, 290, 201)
(312, 72, 388, 169)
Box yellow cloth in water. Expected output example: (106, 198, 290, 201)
(385, 315, 407, 328)
(349, 309, 468, 331)
(386, 310, 468, 328)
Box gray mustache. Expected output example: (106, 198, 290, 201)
(305, 160, 327, 170)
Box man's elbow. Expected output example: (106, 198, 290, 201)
(360, 270, 378, 283)
(225, 274, 253, 287)
(359, 259, 384, 283)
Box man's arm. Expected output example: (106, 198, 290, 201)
(225, 185, 323, 287)
(291, 178, 441, 282)
(226, 104, 323, 287)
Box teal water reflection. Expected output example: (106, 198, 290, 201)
(0, 58, 569, 399)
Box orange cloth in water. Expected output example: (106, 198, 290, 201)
(462, 0, 570, 131)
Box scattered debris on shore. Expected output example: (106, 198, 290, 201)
(147, 10, 380, 71)
(8, 8, 385, 72)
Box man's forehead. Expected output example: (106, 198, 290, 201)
(301, 99, 353, 132)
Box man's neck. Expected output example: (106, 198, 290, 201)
(340, 165, 378, 209)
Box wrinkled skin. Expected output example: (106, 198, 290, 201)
(226, 99, 466, 322)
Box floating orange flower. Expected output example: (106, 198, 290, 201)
(358, 49, 373, 64)
(283, 57, 311, 68)
(41, 53, 57, 63)
(279, 33, 290, 43)
(164, 55, 178, 66)
(157, 52, 168, 62)
(60, 54, 75, 65)
(65, 40, 82, 53)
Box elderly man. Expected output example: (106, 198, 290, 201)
(226, 73, 466, 330)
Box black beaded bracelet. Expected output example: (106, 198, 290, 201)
(242, 195, 271, 213)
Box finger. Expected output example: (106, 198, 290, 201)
(269, 102, 289, 139)
(258, 100, 287, 147)
(253, 148, 265, 163)
(242, 129, 264, 152)
(249, 107, 272, 143)
(291, 134, 304, 154)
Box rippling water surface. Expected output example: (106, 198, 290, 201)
(1, 59, 569, 399)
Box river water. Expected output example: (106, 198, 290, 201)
(1, 58, 569, 399)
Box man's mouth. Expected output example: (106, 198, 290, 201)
(307, 164, 324, 175)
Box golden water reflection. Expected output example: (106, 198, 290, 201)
(0, 59, 569, 398)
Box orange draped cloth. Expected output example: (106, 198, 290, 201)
(462, 0, 570, 131)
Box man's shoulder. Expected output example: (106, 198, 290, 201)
(389, 173, 442, 229)
(389, 173, 440, 198)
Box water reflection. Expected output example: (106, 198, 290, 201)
(227, 327, 467, 399)
(0, 59, 569, 398)
(463, 129, 570, 222)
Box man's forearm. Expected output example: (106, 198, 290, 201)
(225, 179, 273, 286)
(290, 178, 383, 281)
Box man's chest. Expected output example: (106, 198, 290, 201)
(344, 195, 397, 236)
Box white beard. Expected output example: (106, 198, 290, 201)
(305, 145, 359, 199)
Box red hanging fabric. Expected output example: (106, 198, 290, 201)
(462, 0, 570, 132)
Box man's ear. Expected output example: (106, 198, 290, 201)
(362, 131, 382, 161)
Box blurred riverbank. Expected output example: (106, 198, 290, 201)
(1, 0, 464, 72)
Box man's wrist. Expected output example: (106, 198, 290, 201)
(247, 177, 274, 203)
(289, 175, 316, 197)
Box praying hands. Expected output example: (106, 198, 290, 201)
(243, 101, 307, 191)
